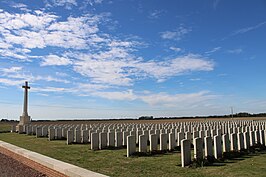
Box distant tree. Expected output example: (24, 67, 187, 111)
(139, 116, 154, 120)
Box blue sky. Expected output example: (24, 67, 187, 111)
(0, 0, 266, 119)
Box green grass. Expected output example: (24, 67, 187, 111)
(0, 123, 12, 133)
(1, 133, 266, 177)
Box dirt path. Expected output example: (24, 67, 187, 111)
(0, 152, 46, 177)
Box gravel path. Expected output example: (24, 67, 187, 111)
(0, 152, 47, 177)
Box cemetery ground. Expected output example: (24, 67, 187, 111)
(0, 122, 17, 133)
(1, 119, 266, 177)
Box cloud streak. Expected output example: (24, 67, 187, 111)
(160, 26, 191, 41)
(232, 21, 266, 36)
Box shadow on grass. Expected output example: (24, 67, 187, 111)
(187, 144, 266, 169)
(126, 149, 181, 158)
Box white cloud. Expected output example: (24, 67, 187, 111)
(10, 3, 28, 9)
(71, 51, 214, 86)
(148, 10, 165, 19)
(0, 48, 28, 60)
(46, 0, 78, 9)
(1, 67, 22, 73)
(190, 78, 201, 81)
(0, 9, 101, 50)
(0, 39, 12, 49)
(135, 54, 214, 81)
(0, 66, 70, 84)
(92, 90, 137, 101)
(232, 21, 266, 36)
(85, 0, 103, 6)
(205, 47, 221, 54)
(0, 78, 25, 86)
(169, 47, 182, 52)
(35, 76, 70, 84)
(41, 54, 72, 66)
(160, 26, 191, 41)
(0, 8, 215, 98)
(88, 89, 217, 108)
(139, 91, 215, 107)
(78, 83, 109, 92)
(55, 72, 68, 77)
(227, 48, 243, 54)
(31, 86, 73, 93)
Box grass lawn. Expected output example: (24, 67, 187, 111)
(0, 133, 266, 177)
(0, 122, 14, 133)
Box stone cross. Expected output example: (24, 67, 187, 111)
(22, 81, 30, 117)
(17, 81, 31, 129)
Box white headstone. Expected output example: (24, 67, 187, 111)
(127, 135, 136, 157)
(194, 137, 203, 161)
(36, 127, 42, 138)
(115, 131, 123, 147)
(204, 136, 213, 157)
(237, 133, 244, 151)
(139, 135, 147, 153)
(75, 129, 82, 143)
(230, 133, 237, 151)
(214, 135, 222, 159)
(250, 131, 255, 146)
(91, 132, 99, 150)
(99, 132, 107, 149)
(259, 130, 265, 145)
(42, 127, 48, 137)
(82, 130, 89, 143)
(67, 130, 74, 145)
(181, 139, 191, 167)
(177, 132, 184, 146)
(48, 128, 55, 141)
(149, 134, 158, 152)
(169, 133, 175, 151)
(160, 133, 168, 151)
(123, 131, 129, 146)
(108, 132, 115, 147)
(243, 131, 250, 149)
(222, 134, 230, 152)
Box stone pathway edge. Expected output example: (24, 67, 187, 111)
(0, 140, 108, 177)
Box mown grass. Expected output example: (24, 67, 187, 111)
(0, 122, 14, 133)
(0, 133, 266, 177)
